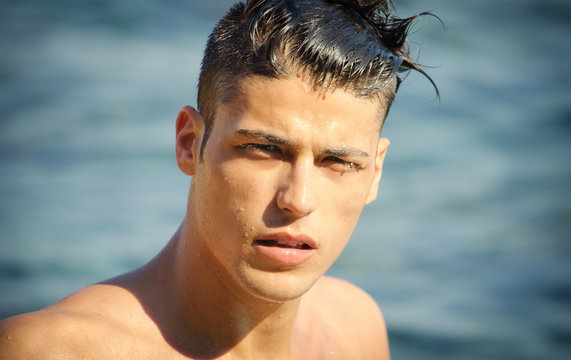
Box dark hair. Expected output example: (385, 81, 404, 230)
(197, 0, 436, 157)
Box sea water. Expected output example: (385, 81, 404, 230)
(1, 1, 570, 359)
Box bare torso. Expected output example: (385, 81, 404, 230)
(0, 274, 389, 360)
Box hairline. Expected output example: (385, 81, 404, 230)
(198, 72, 395, 161)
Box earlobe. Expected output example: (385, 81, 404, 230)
(365, 138, 390, 204)
(175, 106, 204, 176)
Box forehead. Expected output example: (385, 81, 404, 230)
(215, 76, 383, 143)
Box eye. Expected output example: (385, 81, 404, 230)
(239, 143, 283, 157)
(240, 143, 279, 152)
(322, 156, 362, 172)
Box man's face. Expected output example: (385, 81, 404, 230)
(185, 75, 389, 303)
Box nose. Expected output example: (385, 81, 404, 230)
(276, 158, 317, 218)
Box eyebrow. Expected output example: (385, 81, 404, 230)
(236, 129, 299, 148)
(324, 147, 370, 159)
(235, 129, 369, 159)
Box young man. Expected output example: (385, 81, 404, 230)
(0, 1, 435, 358)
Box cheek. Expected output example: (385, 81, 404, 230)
(317, 176, 372, 236)
(219, 162, 271, 200)
(332, 202, 364, 241)
(321, 174, 372, 214)
(215, 162, 275, 229)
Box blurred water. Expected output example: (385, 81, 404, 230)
(1, 1, 570, 359)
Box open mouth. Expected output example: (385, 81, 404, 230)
(253, 235, 316, 265)
(254, 239, 313, 250)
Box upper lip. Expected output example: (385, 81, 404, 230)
(254, 232, 317, 249)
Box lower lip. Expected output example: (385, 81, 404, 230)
(254, 244, 316, 266)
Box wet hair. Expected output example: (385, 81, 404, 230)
(197, 0, 436, 157)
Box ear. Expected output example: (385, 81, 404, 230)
(175, 106, 204, 176)
(365, 137, 390, 204)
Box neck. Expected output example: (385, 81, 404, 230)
(142, 222, 303, 359)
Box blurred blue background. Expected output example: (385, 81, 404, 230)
(1, 0, 570, 359)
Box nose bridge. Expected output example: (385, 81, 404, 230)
(277, 155, 317, 217)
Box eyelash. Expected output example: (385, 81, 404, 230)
(323, 156, 362, 172)
(239, 143, 281, 154)
(239, 144, 362, 172)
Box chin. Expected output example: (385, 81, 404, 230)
(236, 265, 322, 303)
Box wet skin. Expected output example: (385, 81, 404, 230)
(178, 75, 390, 304)
(0, 75, 392, 360)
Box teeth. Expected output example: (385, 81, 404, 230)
(276, 240, 307, 249)
(256, 239, 310, 249)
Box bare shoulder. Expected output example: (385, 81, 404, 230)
(0, 309, 91, 359)
(310, 276, 384, 312)
(300, 276, 390, 359)
(309, 276, 389, 334)
(0, 282, 152, 360)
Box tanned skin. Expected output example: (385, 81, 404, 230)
(0, 76, 391, 359)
